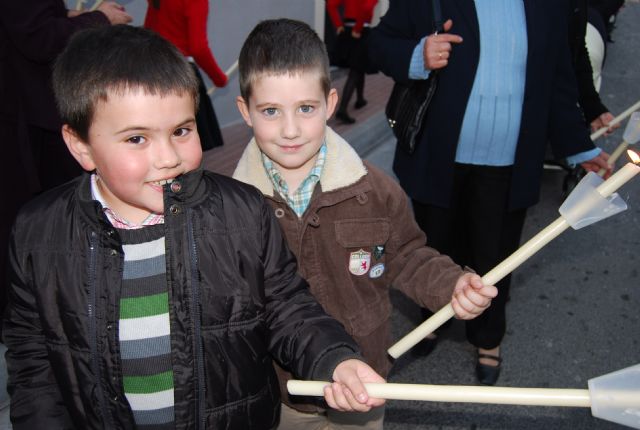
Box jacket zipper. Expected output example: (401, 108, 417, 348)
(187, 211, 206, 429)
(88, 231, 112, 428)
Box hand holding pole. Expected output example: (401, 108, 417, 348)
(598, 111, 640, 176)
(591, 99, 640, 141)
(388, 151, 640, 359)
(288, 363, 640, 428)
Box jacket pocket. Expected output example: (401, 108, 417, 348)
(334, 218, 391, 336)
(335, 218, 390, 279)
(344, 294, 391, 336)
(335, 218, 389, 248)
(200, 315, 272, 399)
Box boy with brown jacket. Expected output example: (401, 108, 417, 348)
(233, 19, 498, 430)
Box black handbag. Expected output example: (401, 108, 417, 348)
(385, 0, 443, 154)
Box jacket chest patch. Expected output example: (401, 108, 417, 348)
(373, 245, 385, 260)
(369, 263, 385, 279)
(349, 249, 371, 276)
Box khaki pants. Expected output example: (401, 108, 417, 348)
(277, 403, 385, 430)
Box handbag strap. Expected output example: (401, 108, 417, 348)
(431, 0, 444, 33)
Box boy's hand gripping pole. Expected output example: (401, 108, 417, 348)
(387, 154, 640, 359)
(288, 363, 640, 429)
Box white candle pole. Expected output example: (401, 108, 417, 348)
(590, 100, 640, 141)
(600, 142, 630, 174)
(207, 60, 239, 96)
(90, 0, 104, 11)
(388, 153, 640, 359)
(226, 60, 239, 78)
(288, 380, 591, 407)
(289, 364, 640, 428)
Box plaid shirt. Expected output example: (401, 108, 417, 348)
(91, 174, 164, 229)
(262, 143, 326, 218)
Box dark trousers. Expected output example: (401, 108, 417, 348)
(412, 163, 527, 349)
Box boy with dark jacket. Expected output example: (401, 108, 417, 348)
(2, 25, 385, 430)
(232, 19, 497, 430)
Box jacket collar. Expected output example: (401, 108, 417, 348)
(75, 168, 208, 229)
(233, 126, 368, 197)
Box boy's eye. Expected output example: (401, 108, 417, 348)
(173, 127, 191, 137)
(299, 105, 315, 114)
(126, 135, 146, 145)
(262, 107, 278, 117)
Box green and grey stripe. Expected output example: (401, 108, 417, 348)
(118, 226, 174, 428)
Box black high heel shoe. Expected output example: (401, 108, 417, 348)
(354, 98, 368, 109)
(476, 351, 502, 386)
(336, 110, 356, 124)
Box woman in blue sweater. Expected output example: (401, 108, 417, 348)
(369, 0, 611, 385)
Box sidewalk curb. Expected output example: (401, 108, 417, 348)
(341, 110, 394, 158)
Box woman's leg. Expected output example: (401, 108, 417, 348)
(336, 69, 359, 124)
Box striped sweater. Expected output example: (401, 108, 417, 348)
(118, 226, 174, 430)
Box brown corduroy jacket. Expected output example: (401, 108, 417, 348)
(233, 127, 468, 412)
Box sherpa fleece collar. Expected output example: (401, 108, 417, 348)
(233, 126, 367, 196)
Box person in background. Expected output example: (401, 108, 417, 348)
(3, 24, 385, 429)
(145, 0, 228, 150)
(588, 0, 625, 41)
(233, 18, 497, 429)
(569, 0, 617, 133)
(0, 6, 130, 425)
(369, 0, 611, 386)
(327, 0, 378, 124)
(0, 0, 132, 309)
(545, 0, 618, 193)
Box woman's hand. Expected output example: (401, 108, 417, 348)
(423, 19, 463, 70)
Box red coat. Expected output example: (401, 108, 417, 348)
(144, 0, 227, 87)
(327, 0, 378, 34)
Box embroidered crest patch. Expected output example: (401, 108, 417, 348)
(369, 263, 385, 279)
(349, 249, 371, 276)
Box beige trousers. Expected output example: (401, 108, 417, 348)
(277, 403, 385, 430)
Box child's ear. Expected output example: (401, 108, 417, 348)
(62, 125, 96, 172)
(236, 96, 253, 127)
(326, 88, 338, 120)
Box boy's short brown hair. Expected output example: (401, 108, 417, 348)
(238, 18, 331, 101)
(52, 24, 199, 141)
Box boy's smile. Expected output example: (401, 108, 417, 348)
(237, 71, 338, 190)
(63, 89, 202, 224)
